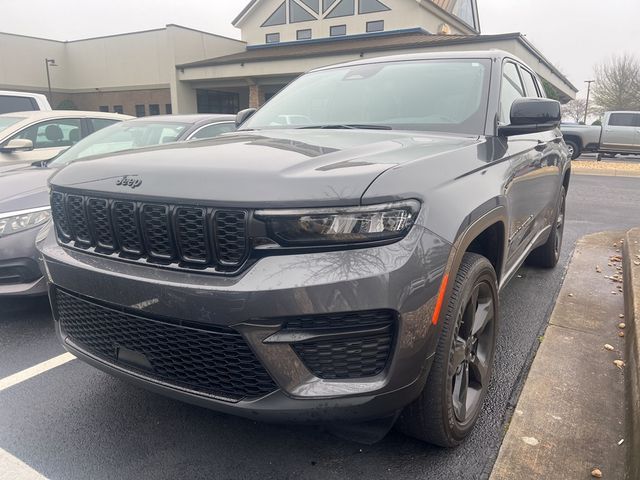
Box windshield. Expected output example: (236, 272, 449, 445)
(49, 121, 189, 167)
(0, 116, 25, 135)
(242, 59, 491, 135)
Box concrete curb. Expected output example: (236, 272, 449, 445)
(623, 228, 640, 480)
(490, 232, 627, 479)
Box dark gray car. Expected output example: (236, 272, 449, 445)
(0, 114, 234, 296)
(39, 51, 570, 446)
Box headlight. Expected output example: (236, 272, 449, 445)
(255, 200, 420, 247)
(0, 207, 51, 238)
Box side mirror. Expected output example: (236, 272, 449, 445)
(498, 98, 561, 137)
(1, 138, 34, 153)
(236, 108, 257, 127)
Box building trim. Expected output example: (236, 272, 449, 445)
(245, 27, 429, 49)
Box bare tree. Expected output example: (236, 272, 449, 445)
(561, 98, 587, 123)
(592, 54, 640, 111)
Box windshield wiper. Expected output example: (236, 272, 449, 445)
(298, 124, 392, 130)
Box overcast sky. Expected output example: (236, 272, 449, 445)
(1, 0, 639, 97)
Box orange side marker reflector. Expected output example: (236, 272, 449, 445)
(431, 274, 449, 325)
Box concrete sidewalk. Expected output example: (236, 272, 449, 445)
(491, 232, 627, 480)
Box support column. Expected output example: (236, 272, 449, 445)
(248, 84, 264, 109)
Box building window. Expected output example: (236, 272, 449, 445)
(290, 0, 316, 22)
(196, 90, 240, 115)
(297, 29, 312, 40)
(359, 0, 390, 14)
(99, 105, 109, 112)
(366, 20, 384, 32)
(326, 0, 354, 18)
(265, 33, 281, 44)
(113, 105, 123, 114)
(165, 104, 172, 114)
(135, 105, 146, 117)
(262, 2, 286, 27)
(330, 25, 347, 36)
(149, 104, 160, 116)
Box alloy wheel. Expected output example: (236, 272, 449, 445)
(450, 281, 495, 423)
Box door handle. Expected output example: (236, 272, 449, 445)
(535, 141, 547, 152)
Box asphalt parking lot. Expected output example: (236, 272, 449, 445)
(2, 174, 640, 480)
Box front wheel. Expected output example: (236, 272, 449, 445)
(397, 253, 498, 447)
(526, 185, 566, 268)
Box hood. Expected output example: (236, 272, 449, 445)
(0, 166, 53, 214)
(50, 130, 480, 208)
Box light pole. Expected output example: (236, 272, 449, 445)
(45, 58, 57, 105)
(584, 80, 595, 124)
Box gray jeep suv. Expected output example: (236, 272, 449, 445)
(39, 51, 570, 446)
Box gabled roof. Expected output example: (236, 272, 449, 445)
(233, 0, 260, 26)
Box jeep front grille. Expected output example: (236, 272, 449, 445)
(50, 190, 249, 272)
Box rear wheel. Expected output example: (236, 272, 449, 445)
(565, 140, 580, 160)
(526, 186, 566, 268)
(397, 253, 498, 447)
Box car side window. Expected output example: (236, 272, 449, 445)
(90, 118, 119, 133)
(608, 113, 640, 127)
(11, 118, 82, 148)
(520, 68, 541, 98)
(500, 62, 526, 124)
(189, 122, 236, 140)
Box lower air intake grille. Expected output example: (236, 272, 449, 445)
(54, 289, 277, 401)
(286, 310, 396, 380)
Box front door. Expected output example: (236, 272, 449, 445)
(0, 117, 82, 165)
(500, 61, 560, 269)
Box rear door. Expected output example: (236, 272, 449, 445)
(601, 112, 640, 153)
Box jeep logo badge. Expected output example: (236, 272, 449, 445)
(116, 175, 142, 189)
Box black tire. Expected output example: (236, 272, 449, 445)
(565, 140, 580, 160)
(397, 253, 498, 447)
(526, 185, 566, 268)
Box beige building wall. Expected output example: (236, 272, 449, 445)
(236, 0, 476, 46)
(0, 26, 245, 113)
(0, 33, 69, 91)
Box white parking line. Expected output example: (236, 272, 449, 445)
(0, 353, 75, 393)
(0, 448, 47, 480)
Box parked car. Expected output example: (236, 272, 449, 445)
(0, 114, 235, 296)
(0, 110, 131, 167)
(39, 51, 569, 446)
(561, 111, 640, 159)
(0, 90, 51, 114)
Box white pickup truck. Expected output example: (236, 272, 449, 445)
(561, 111, 640, 159)
(0, 90, 52, 114)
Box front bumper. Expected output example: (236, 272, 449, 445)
(39, 225, 451, 422)
(0, 226, 47, 296)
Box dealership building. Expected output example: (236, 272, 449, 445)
(0, 0, 577, 116)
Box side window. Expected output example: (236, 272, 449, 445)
(11, 118, 82, 148)
(520, 68, 541, 98)
(608, 113, 640, 127)
(190, 122, 236, 140)
(500, 62, 526, 124)
(90, 118, 119, 133)
(0, 95, 37, 114)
